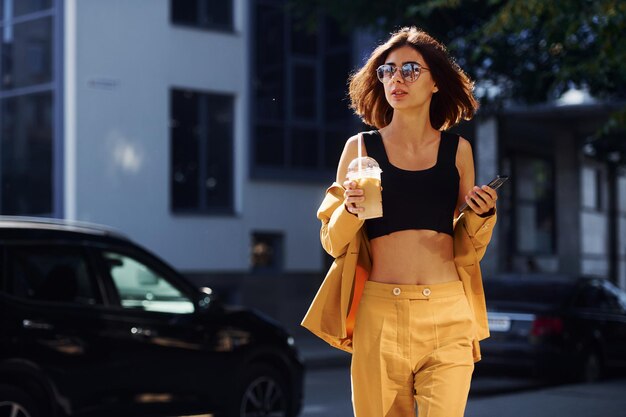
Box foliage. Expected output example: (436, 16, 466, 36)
(289, 0, 626, 157)
(290, 0, 625, 104)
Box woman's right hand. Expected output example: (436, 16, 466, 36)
(343, 180, 364, 215)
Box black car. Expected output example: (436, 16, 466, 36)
(477, 273, 626, 382)
(0, 217, 304, 417)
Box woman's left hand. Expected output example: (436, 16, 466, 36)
(464, 185, 497, 216)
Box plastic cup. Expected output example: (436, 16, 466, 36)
(347, 156, 383, 220)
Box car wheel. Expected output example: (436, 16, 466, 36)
(578, 350, 603, 383)
(0, 384, 41, 417)
(228, 363, 290, 417)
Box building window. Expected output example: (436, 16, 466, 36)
(170, 89, 234, 214)
(251, 232, 283, 273)
(1, 17, 53, 89)
(581, 165, 603, 211)
(617, 169, 626, 213)
(253, 0, 355, 178)
(514, 155, 556, 254)
(5, 0, 53, 18)
(0, 0, 56, 216)
(170, 0, 233, 32)
(1, 92, 53, 214)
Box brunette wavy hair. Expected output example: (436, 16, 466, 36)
(349, 27, 478, 130)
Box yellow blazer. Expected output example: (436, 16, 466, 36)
(301, 182, 497, 363)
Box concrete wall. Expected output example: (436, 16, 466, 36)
(66, 0, 325, 273)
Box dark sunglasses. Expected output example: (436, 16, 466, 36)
(376, 62, 430, 83)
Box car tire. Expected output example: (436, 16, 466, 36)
(577, 349, 603, 383)
(225, 363, 291, 417)
(0, 384, 41, 417)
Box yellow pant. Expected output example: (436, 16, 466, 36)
(351, 280, 476, 417)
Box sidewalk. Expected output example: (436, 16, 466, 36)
(466, 377, 626, 417)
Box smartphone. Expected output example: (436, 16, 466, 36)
(458, 174, 510, 212)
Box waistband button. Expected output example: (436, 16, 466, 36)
(392, 288, 401, 296)
(422, 288, 431, 297)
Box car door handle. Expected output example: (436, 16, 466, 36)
(22, 319, 54, 330)
(131, 327, 156, 337)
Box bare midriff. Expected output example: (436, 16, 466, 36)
(369, 229, 460, 285)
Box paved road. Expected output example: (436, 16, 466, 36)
(301, 366, 626, 417)
(466, 377, 626, 417)
(301, 367, 352, 417)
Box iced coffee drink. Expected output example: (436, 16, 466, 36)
(347, 156, 383, 220)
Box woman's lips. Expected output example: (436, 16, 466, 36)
(391, 90, 408, 98)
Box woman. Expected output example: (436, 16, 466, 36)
(302, 27, 498, 417)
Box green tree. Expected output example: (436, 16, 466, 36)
(291, 0, 626, 154)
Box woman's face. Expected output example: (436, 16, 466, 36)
(379, 45, 438, 111)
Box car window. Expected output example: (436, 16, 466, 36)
(484, 280, 576, 305)
(6, 245, 100, 305)
(617, 292, 626, 312)
(604, 283, 626, 313)
(0, 246, 3, 291)
(102, 251, 194, 314)
(574, 283, 622, 313)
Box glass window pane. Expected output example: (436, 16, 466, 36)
(171, 90, 200, 211)
(8, 245, 99, 305)
(581, 166, 602, 210)
(325, 17, 350, 50)
(618, 175, 626, 213)
(1, 17, 53, 90)
(324, 92, 352, 123)
(255, 67, 284, 121)
(576, 284, 620, 312)
(291, 128, 319, 168)
(291, 15, 316, 56)
(516, 161, 537, 200)
(485, 280, 575, 305)
(324, 130, 347, 170)
(255, 4, 284, 121)
(13, 0, 52, 17)
(255, 124, 284, 167)
(103, 251, 194, 314)
(170, 0, 196, 25)
(203, 0, 232, 29)
(171, 89, 234, 213)
(516, 203, 537, 252)
(1, 91, 53, 215)
(171, 0, 233, 30)
(256, 4, 284, 63)
(251, 232, 284, 273)
(205, 94, 233, 210)
(253, 5, 353, 175)
(324, 51, 352, 122)
(581, 167, 597, 209)
(324, 50, 351, 91)
(515, 156, 554, 254)
(293, 64, 316, 120)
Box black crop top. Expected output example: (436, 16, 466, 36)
(363, 130, 460, 239)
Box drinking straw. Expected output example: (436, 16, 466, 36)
(358, 133, 362, 172)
